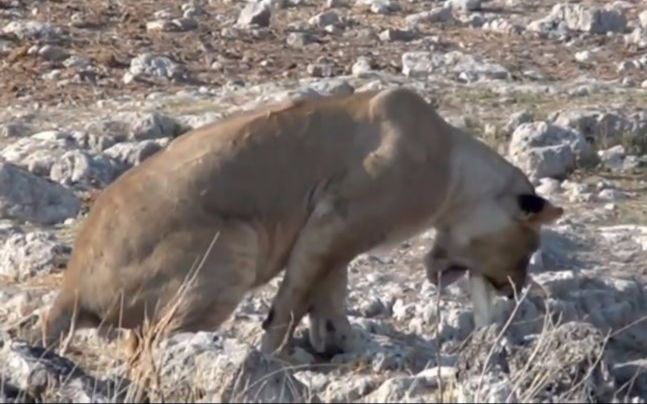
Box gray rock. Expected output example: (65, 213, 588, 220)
(363, 367, 456, 402)
(153, 9, 175, 20)
(306, 62, 334, 78)
(0, 121, 31, 138)
(543, 3, 627, 34)
(617, 59, 642, 73)
(279, 0, 304, 7)
(286, 32, 316, 47)
(146, 19, 177, 32)
(538, 267, 647, 355)
(42, 69, 62, 81)
(621, 155, 643, 171)
(270, 87, 323, 104)
(69, 12, 90, 28)
(83, 119, 129, 139)
(0, 340, 126, 402)
(141, 332, 222, 398)
(0, 131, 78, 177)
(237, 1, 272, 28)
(0, 220, 19, 240)
(640, 10, 647, 29)
(446, 0, 481, 12)
(560, 180, 594, 203)
(352, 291, 393, 317)
(462, 12, 486, 28)
(405, 7, 453, 27)
(0, 284, 53, 328)
(319, 376, 379, 402)
(0, 231, 69, 280)
(218, 349, 310, 402)
(379, 28, 416, 42)
(351, 57, 374, 77)
(392, 299, 416, 322)
(598, 145, 626, 171)
(173, 17, 199, 31)
(435, 307, 476, 342)
(183, 4, 206, 18)
(482, 17, 523, 34)
(2, 20, 60, 40)
(450, 53, 511, 82)
(37, 45, 69, 62)
(75, 123, 127, 153)
(599, 225, 647, 252)
(177, 112, 223, 130)
(402, 51, 511, 82)
(125, 53, 186, 83)
(356, 0, 400, 14)
(597, 188, 627, 202)
(608, 0, 633, 12)
(574, 50, 593, 63)
(50, 150, 123, 188)
(445, 115, 469, 130)
(527, 15, 570, 39)
(535, 177, 562, 197)
(326, 0, 348, 7)
(130, 112, 188, 141)
(0, 162, 81, 225)
(153, 332, 232, 399)
(625, 27, 647, 49)
(102, 139, 169, 168)
(612, 360, 647, 396)
(309, 10, 342, 28)
(508, 122, 596, 180)
(307, 79, 354, 96)
(328, 321, 437, 373)
(503, 110, 534, 135)
(457, 373, 516, 403)
(402, 52, 447, 77)
(155, 333, 309, 402)
(63, 55, 91, 69)
(147, 18, 198, 32)
(550, 109, 634, 147)
(522, 145, 577, 181)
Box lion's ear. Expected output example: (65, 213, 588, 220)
(517, 194, 563, 225)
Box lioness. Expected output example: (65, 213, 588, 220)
(37, 87, 562, 356)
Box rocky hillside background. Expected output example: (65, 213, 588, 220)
(1, 0, 647, 402)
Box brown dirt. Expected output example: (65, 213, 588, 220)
(1, 0, 645, 109)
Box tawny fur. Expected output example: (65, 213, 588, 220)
(36, 87, 562, 355)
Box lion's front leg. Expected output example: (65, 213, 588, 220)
(259, 252, 321, 355)
(260, 198, 349, 356)
(306, 266, 358, 357)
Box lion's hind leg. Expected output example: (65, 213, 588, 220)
(157, 221, 260, 336)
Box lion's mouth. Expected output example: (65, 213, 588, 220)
(427, 264, 469, 289)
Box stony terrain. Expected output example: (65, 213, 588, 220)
(1, 0, 647, 402)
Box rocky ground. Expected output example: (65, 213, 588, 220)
(1, 0, 647, 402)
